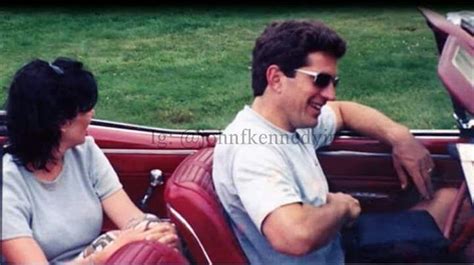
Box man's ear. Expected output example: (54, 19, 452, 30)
(266, 65, 284, 93)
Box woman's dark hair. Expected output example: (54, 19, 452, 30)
(5, 57, 98, 170)
(251, 20, 347, 96)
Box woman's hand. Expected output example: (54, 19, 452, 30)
(143, 222, 180, 251)
(126, 215, 180, 251)
(91, 222, 180, 264)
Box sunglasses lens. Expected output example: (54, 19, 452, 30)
(314, 74, 332, 88)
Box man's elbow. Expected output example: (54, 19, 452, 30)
(266, 229, 328, 256)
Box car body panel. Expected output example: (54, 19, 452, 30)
(51, 124, 463, 230)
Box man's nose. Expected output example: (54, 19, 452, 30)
(321, 84, 336, 101)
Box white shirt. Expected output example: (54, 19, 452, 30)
(213, 105, 343, 264)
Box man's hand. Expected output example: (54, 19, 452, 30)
(328, 101, 435, 200)
(391, 133, 434, 200)
(327, 192, 361, 225)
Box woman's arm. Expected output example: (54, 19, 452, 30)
(1, 236, 123, 265)
(102, 189, 144, 229)
(2, 237, 48, 264)
(71, 229, 157, 265)
(101, 189, 180, 250)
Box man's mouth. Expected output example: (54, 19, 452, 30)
(309, 102, 324, 111)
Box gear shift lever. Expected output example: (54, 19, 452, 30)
(139, 169, 164, 211)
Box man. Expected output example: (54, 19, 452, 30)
(212, 20, 456, 264)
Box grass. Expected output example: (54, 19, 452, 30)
(0, 5, 469, 129)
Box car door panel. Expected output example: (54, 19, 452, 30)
(319, 132, 465, 212)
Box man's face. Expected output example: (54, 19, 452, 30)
(280, 52, 338, 131)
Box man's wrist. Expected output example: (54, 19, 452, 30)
(333, 200, 352, 224)
(385, 125, 411, 146)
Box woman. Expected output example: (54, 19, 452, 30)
(1, 58, 181, 264)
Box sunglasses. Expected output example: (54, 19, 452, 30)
(295, 69, 339, 88)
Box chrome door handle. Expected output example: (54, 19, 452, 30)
(348, 192, 390, 199)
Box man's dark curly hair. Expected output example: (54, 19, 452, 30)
(5, 57, 98, 171)
(251, 20, 346, 96)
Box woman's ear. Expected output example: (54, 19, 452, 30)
(60, 120, 72, 133)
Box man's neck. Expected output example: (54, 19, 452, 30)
(251, 97, 295, 132)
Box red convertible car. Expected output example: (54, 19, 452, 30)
(1, 7, 473, 264)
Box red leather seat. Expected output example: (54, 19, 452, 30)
(164, 147, 248, 264)
(106, 241, 189, 265)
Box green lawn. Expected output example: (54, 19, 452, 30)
(0, 5, 468, 129)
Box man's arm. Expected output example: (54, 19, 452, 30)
(327, 101, 434, 199)
(262, 192, 360, 256)
(232, 144, 361, 256)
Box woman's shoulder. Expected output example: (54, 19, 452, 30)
(84, 135, 97, 146)
(3, 153, 23, 176)
(2, 153, 29, 189)
(64, 136, 101, 166)
(71, 136, 98, 153)
(84, 135, 97, 147)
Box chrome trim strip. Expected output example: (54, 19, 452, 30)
(91, 119, 221, 135)
(168, 205, 213, 265)
(101, 149, 454, 158)
(89, 121, 459, 138)
(318, 150, 452, 159)
(457, 144, 474, 204)
(336, 129, 460, 138)
(101, 149, 196, 155)
(90, 125, 220, 139)
(349, 192, 390, 199)
(90, 125, 155, 135)
(410, 129, 460, 134)
(336, 134, 460, 140)
(90, 125, 202, 138)
(414, 136, 460, 139)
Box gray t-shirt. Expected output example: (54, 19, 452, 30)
(213, 105, 343, 264)
(2, 136, 122, 263)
